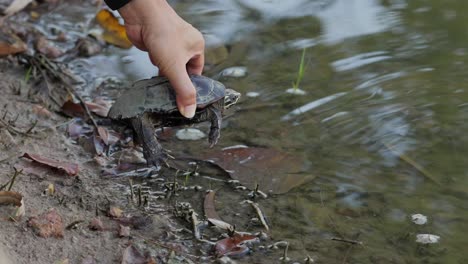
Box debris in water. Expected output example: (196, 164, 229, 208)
(411, 214, 428, 225)
(176, 128, 206, 141)
(220, 66, 247, 78)
(416, 234, 440, 244)
(285, 88, 306, 95)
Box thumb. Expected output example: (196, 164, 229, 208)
(166, 66, 197, 118)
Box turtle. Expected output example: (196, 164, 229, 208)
(108, 74, 241, 167)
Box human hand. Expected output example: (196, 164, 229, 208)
(118, 0, 205, 118)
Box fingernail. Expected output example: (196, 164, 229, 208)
(182, 104, 196, 118)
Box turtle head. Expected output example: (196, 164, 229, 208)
(224, 89, 241, 109)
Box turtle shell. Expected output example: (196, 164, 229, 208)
(108, 75, 226, 119)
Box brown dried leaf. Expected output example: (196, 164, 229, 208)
(121, 245, 154, 264)
(62, 99, 110, 118)
(205, 147, 311, 194)
(0, 191, 25, 220)
(118, 224, 130, 237)
(214, 233, 258, 258)
(109, 206, 123, 218)
(204, 190, 221, 220)
(32, 104, 52, 118)
(61, 100, 85, 118)
(93, 133, 105, 155)
(68, 119, 93, 139)
(86, 99, 110, 117)
(97, 126, 109, 145)
(28, 208, 64, 238)
(35, 35, 63, 58)
(88, 217, 104, 231)
(0, 28, 26, 56)
(22, 153, 79, 176)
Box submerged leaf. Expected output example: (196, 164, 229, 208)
(205, 147, 311, 194)
(22, 153, 79, 176)
(214, 233, 258, 258)
(95, 9, 132, 49)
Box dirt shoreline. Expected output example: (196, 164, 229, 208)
(0, 60, 184, 264)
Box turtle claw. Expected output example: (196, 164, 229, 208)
(144, 149, 168, 169)
(208, 128, 220, 148)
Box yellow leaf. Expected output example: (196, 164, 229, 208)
(95, 9, 132, 49)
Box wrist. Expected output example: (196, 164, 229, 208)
(118, 0, 171, 25)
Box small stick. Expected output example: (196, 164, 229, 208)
(244, 200, 269, 231)
(7, 168, 22, 191)
(331, 237, 363, 245)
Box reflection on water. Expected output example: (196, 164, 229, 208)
(174, 0, 468, 262)
(38, 0, 468, 262)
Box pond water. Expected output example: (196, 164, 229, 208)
(38, 0, 468, 262)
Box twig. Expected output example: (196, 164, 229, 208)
(7, 168, 21, 191)
(382, 141, 440, 185)
(331, 237, 363, 245)
(244, 200, 269, 231)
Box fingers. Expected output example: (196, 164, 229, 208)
(186, 53, 204, 75)
(164, 64, 197, 119)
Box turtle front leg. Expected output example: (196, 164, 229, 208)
(206, 105, 222, 147)
(130, 113, 166, 168)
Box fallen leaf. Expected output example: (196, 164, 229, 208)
(204, 147, 311, 194)
(204, 190, 221, 220)
(81, 256, 96, 264)
(116, 215, 152, 230)
(32, 104, 52, 118)
(68, 119, 93, 139)
(118, 224, 130, 237)
(62, 99, 110, 118)
(214, 233, 259, 258)
(93, 133, 105, 155)
(109, 206, 123, 218)
(97, 126, 109, 145)
(35, 35, 63, 58)
(88, 217, 104, 231)
(95, 9, 132, 49)
(121, 245, 153, 264)
(0, 28, 27, 56)
(22, 153, 79, 176)
(61, 100, 85, 118)
(28, 208, 64, 238)
(3, 0, 33, 16)
(0, 191, 25, 220)
(87, 99, 110, 117)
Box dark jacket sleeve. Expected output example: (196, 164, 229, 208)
(104, 0, 131, 10)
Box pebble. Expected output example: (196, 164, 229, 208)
(246, 91, 260, 98)
(176, 128, 206, 141)
(416, 234, 440, 244)
(285, 88, 307, 95)
(411, 213, 428, 225)
(220, 66, 247, 78)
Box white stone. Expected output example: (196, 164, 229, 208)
(285, 88, 307, 95)
(246, 92, 260, 98)
(416, 234, 440, 244)
(176, 128, 206, 141)
(411, 214, 428, 225)
(221, 66, 247, 77)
